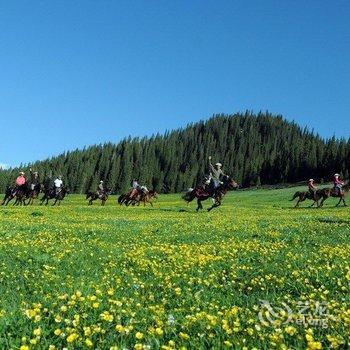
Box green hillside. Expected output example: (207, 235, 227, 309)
(1, 112, 349, 193)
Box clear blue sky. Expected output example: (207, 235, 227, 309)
(1, 0, 349, 168)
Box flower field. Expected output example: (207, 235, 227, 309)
(0, 187, 349, 350)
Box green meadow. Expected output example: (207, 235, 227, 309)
(0, 187, 349, 349)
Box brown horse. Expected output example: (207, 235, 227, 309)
(86, 189, 110, 206)
(290, 190, 321, 208)
(183, 175, 238, 211)
(136, 189, 158, 206)
(118, 189, 157, 206)
(317, 183, 350, 207)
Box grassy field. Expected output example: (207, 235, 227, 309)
(0, 187, 349, 350)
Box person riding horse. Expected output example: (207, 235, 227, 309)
(308, 178, 317, 200)
(14, 171, 26, 194)
(129, 179, 141, 199)
(54, 176, 63, 195)
(97, 180, 106, 198)
(29, 168, 40, 190)
(333, 173, 344, 195)
(208, 156, 227, 196)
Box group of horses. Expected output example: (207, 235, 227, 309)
(291, 183, 349, 208)
(1, 177, 348, 211)
(1, 184, 70, 206)
(1, 183, 158, 207)
(86, 188, 158, 207)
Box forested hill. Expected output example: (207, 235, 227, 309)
(1, 112, 349, 193)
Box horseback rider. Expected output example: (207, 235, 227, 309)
(208, 156, 227, 194)
(97, 180, 105, 197)
(54, 175, 63, 195)
(130, 179, 141, 198)
(13, 171, 26, 196)
(29, 168, 40, 191)
(333, 173, 344, 195)
(308, 178, 317, 199)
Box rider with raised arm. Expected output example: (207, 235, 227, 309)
(208, 156, 226, 194)
(308, 178, 317, 199)
(29, 168, 40, 191)
(333, 173, 344, 195)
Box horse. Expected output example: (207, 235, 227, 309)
(26, 183, 42, 205)
(183, 175, 238, 211)
(1, 187, 16, 206)
(317, 183, 350, 207)
(118, 189, 157, 206)
(133, 189, 158, 206)
(86, 189, 110, 206)
(40, 187, 69, 205)
(1, 185, 30, 206)
(117, 192, 129, 206)
(290, 190, 321, 208)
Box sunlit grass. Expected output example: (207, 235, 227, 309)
(0, 187, 349, 349)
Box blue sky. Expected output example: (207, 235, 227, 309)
(0, 0, 349, 168)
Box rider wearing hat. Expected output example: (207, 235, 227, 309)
(208, 156, 227, 191)
(14, 171, 26, 196)
(333, 173, 344, 195)
(29, 168, 40, 191)
(130, 179, 141, 199)
(15, 171, 26, 187)
(308, 179, 317, 199)
(97, 180, 105, 197)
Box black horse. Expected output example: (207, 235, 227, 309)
(183, 176, 238, 211)
(1, 185, 30, 206)
(40, 187, 69, 205)
(27, 183, 42, 205)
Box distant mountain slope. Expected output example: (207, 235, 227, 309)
(1, 112, 349, 193)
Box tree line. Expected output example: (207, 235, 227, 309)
(1, 112, 349, 193)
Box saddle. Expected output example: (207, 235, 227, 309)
(331, 188, 343, 196)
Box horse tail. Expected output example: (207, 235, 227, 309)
(182, 188, 195, 203)
(290, 192, 299, 201)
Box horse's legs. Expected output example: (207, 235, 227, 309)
(7, 195, 14, 206)
(208, 198, 221, 211)
(196, 198, 203, 212)
(294, 198, 301, 208)
(319, 198, 325, 207)
(343, 198, 347, 206)
(335, 197, 342, 207)
(1, 195, 7, 205)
